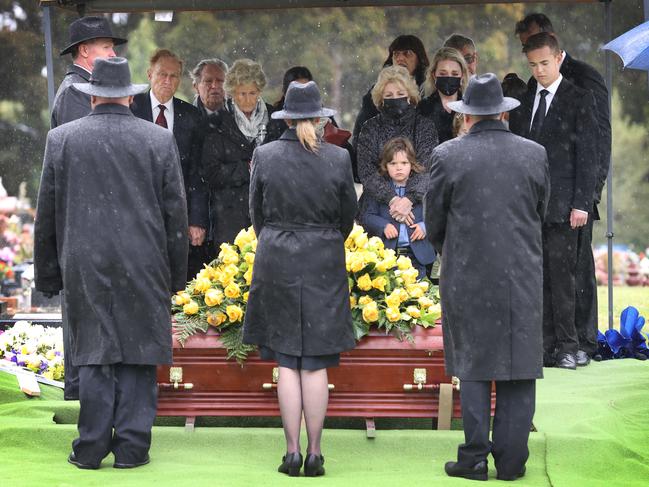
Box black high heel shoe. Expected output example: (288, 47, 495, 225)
(303, 453, 325, 477)
(278, 452, 303, 477)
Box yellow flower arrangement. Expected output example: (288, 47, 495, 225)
(173, 224, 440, 362)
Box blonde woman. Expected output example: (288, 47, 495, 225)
(356, 65, 438, 227)
(419, 47, 470, 143)
(201, 59, 283, 250)
(243, 81, 357, 477)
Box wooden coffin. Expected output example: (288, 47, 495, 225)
(156, 325, 478, 433)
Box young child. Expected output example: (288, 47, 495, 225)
(361, 137, 436, 279)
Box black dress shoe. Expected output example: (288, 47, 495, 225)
(113, 454, 150, 469)
(576, 350, 591, 367)
(303, 453, 325, 477)
(68, 452, 99, 470)
(543, 352, 556, 367)
(555, 352, 577, 370)
(444, 460, 488, 481)
(497, 465, 526, 481)
(278, 452, 303, 477)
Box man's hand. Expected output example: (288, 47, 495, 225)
(384, 223, 398, 240)
(389, 197, 413, 223)
(188, 226, 206, 246)
(570, 209, 588, 229)
(410, 223, 426, 241)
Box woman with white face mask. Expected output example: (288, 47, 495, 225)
(419, 47, 470, 143)
(356, 65, 438, 228)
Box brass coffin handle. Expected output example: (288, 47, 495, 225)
(158, 367, 194, 390)
(403, 368, 437, 392)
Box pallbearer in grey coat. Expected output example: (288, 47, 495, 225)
(35, 58, 188, 470)
(243, 81, 357, 477)
(425, 74, 549, 482)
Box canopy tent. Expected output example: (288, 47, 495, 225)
(40, 0, 624, 329)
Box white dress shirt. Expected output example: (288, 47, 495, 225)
(150, 92, 174, 132)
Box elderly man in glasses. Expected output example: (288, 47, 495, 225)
(444, 33, 479, 76)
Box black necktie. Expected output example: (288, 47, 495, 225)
(530, 89, 549, 139)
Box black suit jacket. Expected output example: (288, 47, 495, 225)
(528, 53, 611, 217)
(511, 78, 598, 224)
(131, 92, 209, 228)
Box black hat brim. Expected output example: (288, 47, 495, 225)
(60, 36, 128, 56)
(73, 81, 148, 98)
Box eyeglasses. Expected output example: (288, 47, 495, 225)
(463, 53, 477, 64)
(393, 49, 415, 58)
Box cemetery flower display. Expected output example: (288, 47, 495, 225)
(0, 320, 65, 380)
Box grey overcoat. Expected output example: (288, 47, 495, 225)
(34, 103, 188, 366)
(243, 129, 358, 356)
(425, 120, 550, 381)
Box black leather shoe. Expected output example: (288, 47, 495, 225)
(444, 460, 488, 481)
(576, 350, 591, 366)
(113, 454, 150, 469)
(555, 352, 577, 370)
(278, 452, 303, 477)
(68, 452, 99, 470)
(497, 465, 526, 481)
(543, 352, 556, 367)
(303, 453, 325, 477)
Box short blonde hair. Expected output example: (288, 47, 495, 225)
(424, 47, 469, 97)
(370, 65, 420, 109)
(224, 59, 267, 94)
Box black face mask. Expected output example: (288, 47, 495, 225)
(381, 97, 411, 119)
(435, 76, 462, 96)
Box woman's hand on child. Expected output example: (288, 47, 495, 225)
(384, 223, 399, 239)
(389, 197, 413, 223)
(410, 223, 426, 241)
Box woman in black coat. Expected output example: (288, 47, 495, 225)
(352, 34, 430, 146)
(356, 65, 438, 226)
(243, 81, 357, 477)
(418, 47, 469, 143)
(201, 59, 283, 252)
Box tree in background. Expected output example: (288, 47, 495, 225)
(0, 1, 647, 249)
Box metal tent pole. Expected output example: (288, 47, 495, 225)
(42, 6, 56, 115)
(604, 0, 613, 330)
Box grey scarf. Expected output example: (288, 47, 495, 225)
(228, 98, 269, 146)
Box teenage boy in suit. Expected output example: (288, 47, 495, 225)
(510, 32, 599, 370)
(515, 13, 611, 365)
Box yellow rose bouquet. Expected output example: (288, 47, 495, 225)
(344, 224, 441, 341)
(173, 225, 440, 362)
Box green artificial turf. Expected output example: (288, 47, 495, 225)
(597, 286, 649, 331)
(1, 360, 648, 487)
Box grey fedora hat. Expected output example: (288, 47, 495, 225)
(448, 73, 520, 115)
(271, 81, 336, 120)
(73, 57, 148, 98)
(60, 16, 127, 56)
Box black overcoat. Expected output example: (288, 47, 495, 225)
(243, 129, 358, 356)
(34, 103, 188, 366)
(425, 120, 550, 381)
(130, 92, 209, 229)
(200, 105, 283, 248)
(51, 64, 91, 128)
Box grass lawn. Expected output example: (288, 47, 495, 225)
(597, 285, 649, 331)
